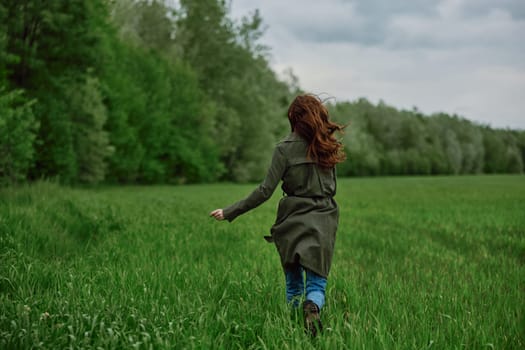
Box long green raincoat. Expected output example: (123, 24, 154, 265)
(223, 132, 339, 278)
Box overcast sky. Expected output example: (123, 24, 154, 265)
(229, 0, 525, 130)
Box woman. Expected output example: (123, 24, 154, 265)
(210, 94, 346, 336)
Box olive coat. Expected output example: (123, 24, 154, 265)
(223, 132, 339, 278)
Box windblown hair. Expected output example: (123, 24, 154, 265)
(288, 94, 346, 168)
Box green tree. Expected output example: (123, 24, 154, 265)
(175, 0, 291, 181)
(513, 130, 525, 173)
(0, 89, 38, 184)
(105, 1, 225, 183)
(331, 100, 382, 176)
(68, 74, 113, 184)
(4, 0, 111, 182)
(502, 131, 524, 173)
(482, 128, 508, 173)
(0, 2, 8, 84)
(98, 38, 145, 183)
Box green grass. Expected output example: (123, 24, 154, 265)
(1, 175, 524, 349)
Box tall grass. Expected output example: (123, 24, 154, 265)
(1, 176, 524, 349)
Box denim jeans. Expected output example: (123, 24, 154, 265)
(285, 264, 327, 309)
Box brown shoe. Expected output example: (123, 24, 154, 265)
(303, 300, 322, 337)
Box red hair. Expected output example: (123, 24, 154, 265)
(288, 94, 346, 168)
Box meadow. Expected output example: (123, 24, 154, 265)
(0, 175, 523, 349)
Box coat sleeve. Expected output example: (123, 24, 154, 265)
(223, 146, 287, 222)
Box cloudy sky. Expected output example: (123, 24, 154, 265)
(229, 0, 525, 129)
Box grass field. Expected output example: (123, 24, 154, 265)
(1, 175, 524, 349)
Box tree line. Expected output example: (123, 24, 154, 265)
(1, 0, 523, 185)
(331, 99, 525, 176)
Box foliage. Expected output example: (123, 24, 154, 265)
(0, 89, 38, 184)
(0, 5, 40, 184)
(175, 0, 290, 181)
(2, 0, 110, 183)
(0, 177, 523, 348)
(0, 0, 523, 185)
(331, 99, 525, 176)
(68, 74, 113, 184)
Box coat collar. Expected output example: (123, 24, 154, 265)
(283, 132, 305, 142)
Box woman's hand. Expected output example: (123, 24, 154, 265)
(209, 209, 225, 221)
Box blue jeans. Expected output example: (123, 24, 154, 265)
(285, 265, 327, 309)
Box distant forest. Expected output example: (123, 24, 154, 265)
(1, 0, 524, 185)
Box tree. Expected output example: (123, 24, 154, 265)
(482, 128, 508, 173)
(4, 0, 111, 182)
(3, 0, 523, 184)
(104, 1, 225, 183)
(175, 0, 291, 181)
(0, 89, 38, 184)
(68, 74, 113, 184)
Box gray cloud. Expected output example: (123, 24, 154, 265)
(242, 0, 525, 50)
(348, 0, 438, 45)
(230, 0, 525, 129)
(385, 8, 525, 51)
(459, 0, 525, 19)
